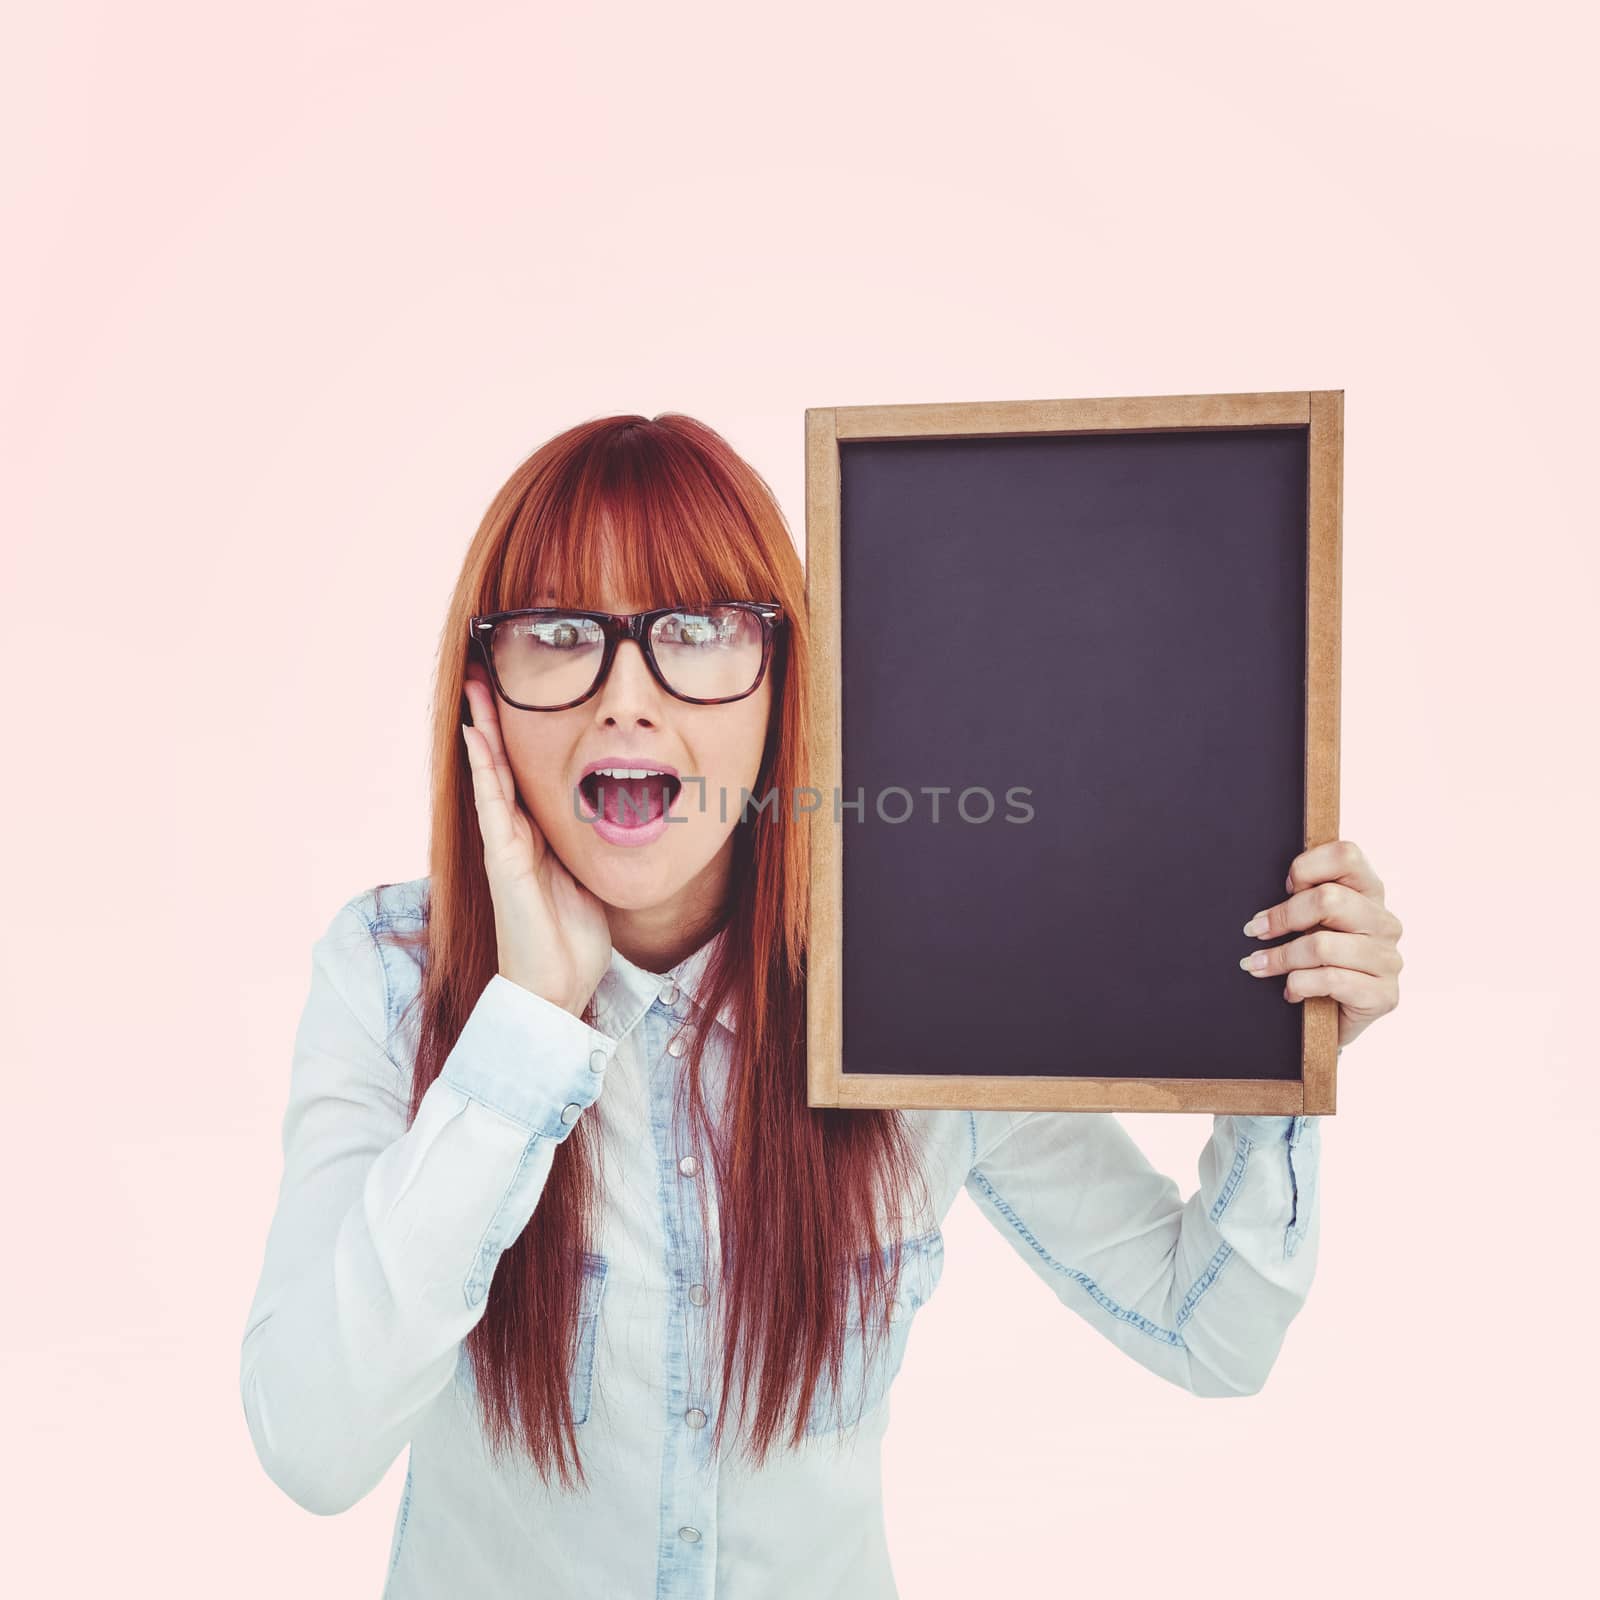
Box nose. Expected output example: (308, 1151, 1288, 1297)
(592, 635, 667, 725)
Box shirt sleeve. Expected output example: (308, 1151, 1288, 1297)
(239, 894, 619, 1515)
(963, 1108, 1322, 1397)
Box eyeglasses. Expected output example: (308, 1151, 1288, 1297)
(468, 601, 786, 711)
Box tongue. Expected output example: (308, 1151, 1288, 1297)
(597, 775, 672, 826)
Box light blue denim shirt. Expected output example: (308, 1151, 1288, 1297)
(240, 876, 1322, 1598)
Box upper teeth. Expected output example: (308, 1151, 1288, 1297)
(590, 766, 670, 780)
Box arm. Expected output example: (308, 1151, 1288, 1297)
(963, 1109, 1321, 1397)
(239, 894, 617, 1515)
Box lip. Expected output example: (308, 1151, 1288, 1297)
(577, 756, 681, 780)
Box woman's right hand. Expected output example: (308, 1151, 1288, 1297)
(460, 667, 614, 1017)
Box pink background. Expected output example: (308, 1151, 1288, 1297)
(7, 2, 1594, 1593)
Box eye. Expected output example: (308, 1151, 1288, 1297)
(657, 608, 751, 649)
(503, 616, 603, 651)
(668, 614, 719, 646)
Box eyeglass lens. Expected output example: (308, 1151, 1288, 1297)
(490, 606, 767, 707)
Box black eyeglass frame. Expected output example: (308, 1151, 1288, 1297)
(468, 601, 788, 712)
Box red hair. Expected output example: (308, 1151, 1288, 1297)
(378, 414, 929, 1489)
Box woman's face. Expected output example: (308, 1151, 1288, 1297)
(490, 585, 776, 920)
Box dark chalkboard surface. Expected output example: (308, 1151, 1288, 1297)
(804, 391, 1342, 1116)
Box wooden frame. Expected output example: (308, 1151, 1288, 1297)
(804, 389, 1343, 1116)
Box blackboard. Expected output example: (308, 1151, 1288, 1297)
(804, 391, 1342, 1115)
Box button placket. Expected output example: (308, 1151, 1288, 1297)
(644, 1001, 721, 1579)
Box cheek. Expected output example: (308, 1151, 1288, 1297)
(749, 689, 777, 772)
(703, 701, 774, 793)
(498, 721, 577, 820)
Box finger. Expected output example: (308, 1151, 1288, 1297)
(461, 675, 518, 817)
(461, 721, 518, 858)
(461, 675, 551, 868)
(1282, 964, 1399, 1017)
(1239, 928, 1403, 981)
(1245, 879, 1403, 943)
(1285, 838, 1385, 905)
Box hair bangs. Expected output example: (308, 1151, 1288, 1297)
(493, 419, 777, 617)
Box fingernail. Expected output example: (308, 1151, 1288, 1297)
(1239, 951, 1268, 972)
(1243, 914, 1269, 936)
(1285, 873, 1295, 893)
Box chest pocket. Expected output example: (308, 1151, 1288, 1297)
(570, 1251, 608, 1427)
(802, 1227, 944, 1438)
(453, 1249, 609, 1427)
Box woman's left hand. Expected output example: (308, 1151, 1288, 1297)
(1238, 838, 1404, 1049)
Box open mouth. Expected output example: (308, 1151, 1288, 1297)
(578, 768, 683, 828)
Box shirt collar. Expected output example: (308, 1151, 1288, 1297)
(592, 926, 738, 1040)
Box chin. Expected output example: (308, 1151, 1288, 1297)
(574, 844, 690, 909)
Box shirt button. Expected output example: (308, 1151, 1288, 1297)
(667, 1034, 687, 1058)
(678, 1154, 699, 1177)
(688, 1282, 709, 1306)
(559, 1102, 582, 1125)
(678, 1526, 701, 1543)
(659, 979, 679, 1005)
(588, 1047, 609, 1073)
(685, 1407, 707, 1429)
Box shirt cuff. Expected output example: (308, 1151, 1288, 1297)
(440, 973, 619, 1141)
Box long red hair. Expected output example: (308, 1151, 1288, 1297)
(376, 414, 930, 1491)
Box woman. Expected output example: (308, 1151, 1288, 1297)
(240, 413, 1404, 1597)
